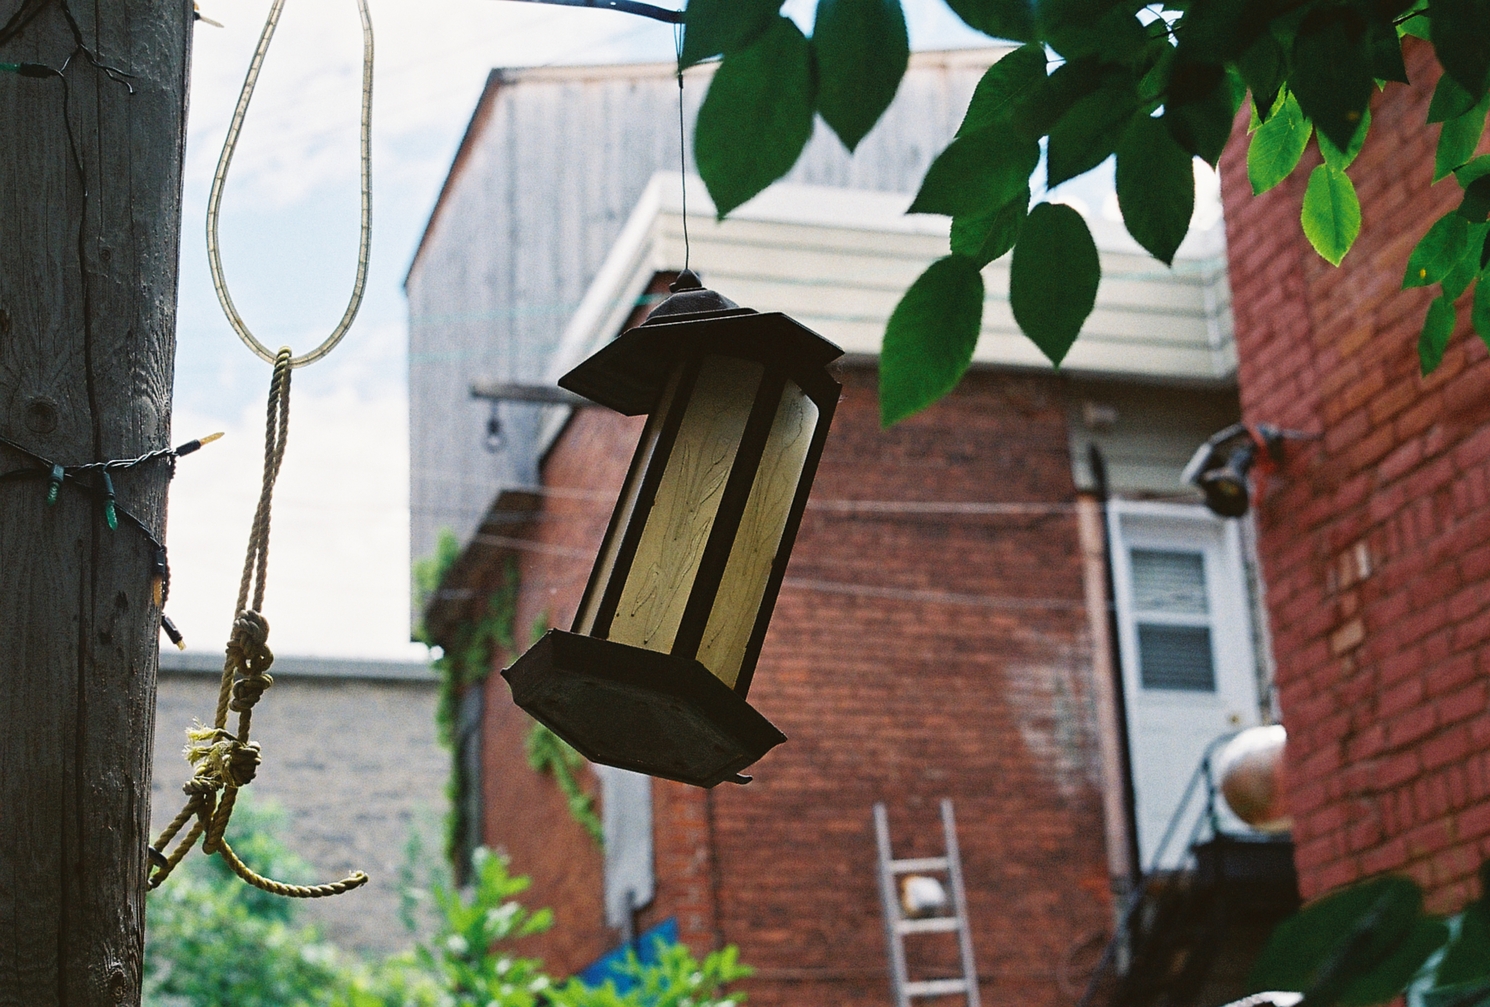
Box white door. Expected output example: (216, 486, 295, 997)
(1108, 501, 1261, 870)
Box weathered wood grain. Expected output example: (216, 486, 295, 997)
(0, 1, 190, 1003)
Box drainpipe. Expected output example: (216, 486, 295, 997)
(1077, 445, 1141, 895)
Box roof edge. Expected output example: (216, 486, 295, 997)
(405, 68, 507, 289)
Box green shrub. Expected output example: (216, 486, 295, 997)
(146, 802, 751, 1007)
(143, 797, 347, 1007)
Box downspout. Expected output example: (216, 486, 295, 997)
(1077, 445, 1141, 894)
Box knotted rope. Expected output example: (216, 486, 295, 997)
(148, 349, 368, 899)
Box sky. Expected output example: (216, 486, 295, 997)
(162, 0, 993, 661)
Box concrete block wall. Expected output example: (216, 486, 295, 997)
(1219, 38, 1490, 910)
(152, 665, 446, 954)
(482, 364, 1117, 1006)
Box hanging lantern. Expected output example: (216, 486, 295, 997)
(502, 271, 842, 788)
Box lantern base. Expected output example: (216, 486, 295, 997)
(501, 630, 787, 788)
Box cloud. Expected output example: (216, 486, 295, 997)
(167, 374, 423, 660)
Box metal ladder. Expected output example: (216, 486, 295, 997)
(873, 800, 981, 1007)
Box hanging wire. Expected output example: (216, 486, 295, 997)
(672, 21, 690, 272)
(496, 0, 681, 20)
(206, 0, 374, 369)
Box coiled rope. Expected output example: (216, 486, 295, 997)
(150, 0, 374, 898)
(150, 351, 367, 898)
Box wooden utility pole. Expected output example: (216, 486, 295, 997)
(0, 0, 191, 1002)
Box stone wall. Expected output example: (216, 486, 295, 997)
(152, 656, 445, 954)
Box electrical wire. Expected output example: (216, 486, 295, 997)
(206, 0, 373, 369)
(496, 0, 682, 23)
(673, 20, 689, 273)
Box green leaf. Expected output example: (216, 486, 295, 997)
(680, 0, 780, 68)
(695, 17, 816, 218)
(1394, 13, 1430, 40)
(1424, 978, 1490, 1007)
(1421, 292, 1460, 373)
(1405, 213, 1471, 287)
(1368, 15, 1410, 84)
(1340, 916, 1451, 1005)
(1043, 3, 1147, 63)
(1248, 91, 1312, 193)
(1477, 271, 1490, 345)
(1139, 36, 1177, 104)
(1320, 106, 1371, 170)
(1437, 92, 1490, 181)
(814, 0, 909, 151)
(1009, 202, 1101, 365)
(950, 187, 1028, 267)
(908, 128, 1039, 216)
(1238, 32, 1286, 119)
(1438, 888, 1490, 987)
(941, 0, 1036, 41)
(1165, 59, 1244, 166)
(879, 255, 985, 425)
(1429, 71, 1478, 123)
(1116, 114, 1195, 265)
(1430, 0, 1490, 97)
(1290, 7, 1375, 153)
(1177, 0, 1269, 63)
(1249, 876, 1437, 1006)
(1442, 224, 1488, 297)
(1458, 155, 1490, 187)
(1461, 175, 1490, 221)
(1302, 163, 1362, 266)
(1047, 76, 1139, 186)
(957, 43, 1047, 138)
(1025, 56, 1106, 136)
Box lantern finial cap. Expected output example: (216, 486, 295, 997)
(643, 270, 741, 324)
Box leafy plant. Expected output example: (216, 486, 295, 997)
(526, 721, 605, 845)
(548, 940, 753, 1007)
(1249, 861, 1490, 1007)
(144, 796, 347, 1007)
(145, 788, 749, 1007)
(414, 528, 521, 867)
(340, 845, 751, 1007)
(682, 0, 1490, 414)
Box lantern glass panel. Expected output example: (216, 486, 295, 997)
(696, 380, 819, 687)
(607, 355, 765, 653)
(573, 367, 683, 637)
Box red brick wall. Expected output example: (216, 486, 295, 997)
(483, 363, 1117, 1004)
(479, 407, 646, 974)
(1220, 39, 1490, 910)
(674, 366, 1112, 1007)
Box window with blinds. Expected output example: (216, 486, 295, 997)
(1129, 549, 1217, 692)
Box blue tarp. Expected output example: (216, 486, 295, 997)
(575, 917, 680, 993)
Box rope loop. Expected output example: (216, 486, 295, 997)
(205, 0, 373, 368)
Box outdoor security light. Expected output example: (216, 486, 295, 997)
(503, 271, 842, 788)
(1182, 423, 1285, 518)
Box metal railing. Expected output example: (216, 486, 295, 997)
(1075, 732, 1244, 1007)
